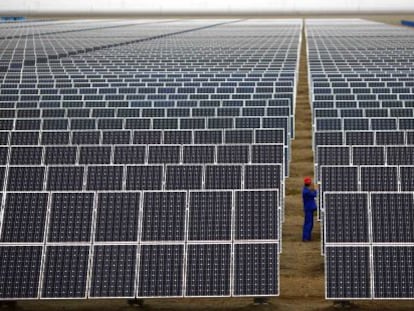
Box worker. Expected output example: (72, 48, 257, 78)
(302, 176, 317, 242)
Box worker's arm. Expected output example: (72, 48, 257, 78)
(304, 187, 317, 197)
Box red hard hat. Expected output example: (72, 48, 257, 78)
(304, 177, 312, 185)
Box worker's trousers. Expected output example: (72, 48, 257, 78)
(302, 209, 314, 241)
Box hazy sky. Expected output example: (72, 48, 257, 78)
(3, 0, 414, 14)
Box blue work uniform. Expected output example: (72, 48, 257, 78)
(302, 186, 317, 241)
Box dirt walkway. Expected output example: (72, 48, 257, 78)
(279, 21, 324, 300)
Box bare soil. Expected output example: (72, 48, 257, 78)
(10, 15, 414, 311)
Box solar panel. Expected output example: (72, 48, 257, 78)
(1, 192, 48, 242)
(326, 246, 371, 299)
(188, 191, 232, 241)
(252, 144, 284, 164)
(324, 192, 369, 243)
(352, 146, 385, 165)
(47, 166, 84, 191)
(235, 190, 279, 240)
(373, 246, 414, 299)
(7, 166, 45, 191)
(400, 166, 414, 191)
(205, 165, 242, 189)
(0, 246, 43, 299)
(79, 146, 111, 164)
(166, 165, 203, 190)
(113, 146, 145, 164)
(360, 166, 398, 192)
(164, 130, 192, 144)
(102, 130, 131, 144)
(185, 244, 231, 296)
(138, 244, 184, 297)
(72, 131, 101, 145)
(371, 193, 414, 243)
(217, 145, 249, 163)
(244, 164, 282, 190)
(314, 131, 343, 147)
(90, 245, 137, 298)
(317, 146, 350, 166)
(234, 243, 279, 296)
(183, 145, 215, 163)
(345, 131, 374, 145)
(387, 146, 414, 165)
(10, 131, 39, 145)
(126, 165, 163, 190)
(148, 145, 180, 164)
(133, 130, 161, 144)
(42, 246, 90, 298)
(10, 146, 42, 165)
(375, 131, 405, 145)
(142, 191, 186, 241)
(194, 130, 223, 144)
(87, 166, 123, 191)
(225, 129, 253, 144)
(255, 129, 285, 144)
(320, 166, 359, 192)
(41, 131, 70, 145)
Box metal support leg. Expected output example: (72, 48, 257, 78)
(127, 299, 144, 307)
(253, 297, 269, 305)
(333, 301, 352, 309)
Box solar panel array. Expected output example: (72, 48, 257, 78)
(0, 19, 301, 299)
(307, 19, 414, 299)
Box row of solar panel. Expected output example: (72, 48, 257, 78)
(0, 93, 294, 102)
(0, 78, 295, 85)
(318, 166, 414, 198)
(0, 74, 295, 81)
(313, 100, 414, 109)
(0, 98, 291, 109)
(4, 59, 298, 66)
(323, 192, 414, 244)
(326, 245, 414, 299)
(0, 143, 285, 166)
(0, 190, 280, 243)
(311, 74, 414, 80)
(0, 242, 279, 299)
(0, 82, 294, 89)
(0, 116, 290, 131)
(0, 164, 283, 191)
(0, 107, 291, 118)
(0, 87, 294, 96)
(314, 108, 414, 118)
(313, 87, 414, 95)
(315, 117, 414, 131)
(311, 65, 414, 71)
(312, 73, 414, 78)
(313, 94, 414, 101)
(314, 130, 414, 148)
(313, 82, 414, 88)
(316, 145, 414, 166)
(0, 129, 285, 146)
